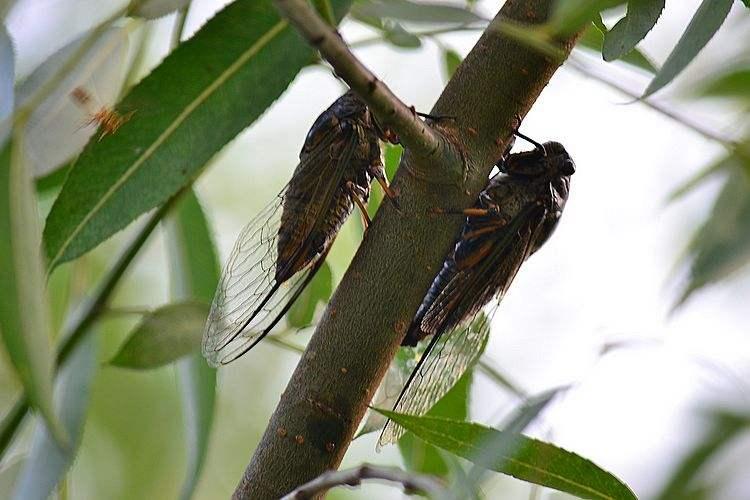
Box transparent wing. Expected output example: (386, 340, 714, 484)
(378, 309, 493, 447)
(201, 190, 331, 366)
(202, 122, 361, 366)
(378, 205, 549, 447)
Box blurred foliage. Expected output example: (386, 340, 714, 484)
(0, 0, 749, 498)
(108, 302, 209, 369)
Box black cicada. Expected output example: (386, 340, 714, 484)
(379, 140, 575, 446)
(203, 91, 399, 366)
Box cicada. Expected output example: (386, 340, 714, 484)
(379, 139, 575, 446)
(202, 91, 399, 366)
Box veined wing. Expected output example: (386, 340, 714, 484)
(378, 310, 493, 447)
(202, 122, 361, 367)
(378, 204, 548, 446)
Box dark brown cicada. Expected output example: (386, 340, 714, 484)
(203, 91, 398, 366)
(379, 140, 575, 446)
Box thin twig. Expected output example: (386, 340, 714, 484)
(273, 0, 442, 159)
(349, 24, 486, 49)
(477, 359, 527, 399)
(280, 464, 448, 499)
(566, 55, 737, 148)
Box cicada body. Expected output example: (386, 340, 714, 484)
(379, 141, 575, 446)
(203, 91, 397, 366)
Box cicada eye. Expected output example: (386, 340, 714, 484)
(561, 158, 576, 176)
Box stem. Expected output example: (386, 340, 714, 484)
(280, 464, 448, 499)
(273, 0, 443, 160)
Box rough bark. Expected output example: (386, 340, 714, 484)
(234, 1, 580, 498)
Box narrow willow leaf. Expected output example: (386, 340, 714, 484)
(109, 302, 209, 369)
(12, 336, 96, 500)
(0, 458, 23, 499)
(383, 22, 422, 48)
(377, 411, 637, 500)
(0, 139, 65, 445)
(677, 167, 750, 306)
(43, 0, 352, 271)
(16, 27, 131, 177)
(500, 386, 567, 434)
(697, 67, 750, 100)
(656, 412, 749, 500)
(287, 262, 333, 328)
(666, 152, 735, 202)
(399, 372, 472, 477)
(129, 0, 190, 19)
(643, 0, 733, 97)
(352, 0, 484, 24)
(577, 17, 656, 74)
(443, 48, 462, 79)
(549, 0, 626, 35)
(602, 0, 664, 62)
(166, 189, 218, 500)
(0, 23, 13, 123)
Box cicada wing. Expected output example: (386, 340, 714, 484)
(421, 203, 548, 337)
(378, 204, 550, 446)
(378, 309, 494, 447)
(202, 118, 364, 367)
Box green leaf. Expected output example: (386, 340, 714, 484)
(377, 411, 637, 500)
(501, 387, 567, 434)
(643, 0, 733, 97)
(166, 189, 218, 500)
(109, 301, 210, 369)
(742, 0, 750, 8)
(602, 0, 664, 62)
(677, 165, 750, 306)
(383, 22, 422, 48)
(656, 411, 749, 500)
(11, 336, 96, 500)
(42, 0, 352, 271)
(352, 0, 484, 24)
(577, 17, 657, 73)
(697, 67, 750, 100)
(443, 48, 462, 79)
(0, 458, 23, 499)
(549, 0, 626, 35)
(287, 261, 333, 328)
(0, 139, 65, 446)
(399, 372, 472, 477)
(0, 23, 13, 123)
(666, 152, 734, 202)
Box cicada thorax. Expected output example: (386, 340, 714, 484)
(275, 93, 382, 283)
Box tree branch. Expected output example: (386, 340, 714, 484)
(274, 0, 443, 160)
(280, 464, 447, 499)
(234, 2, 580, 498)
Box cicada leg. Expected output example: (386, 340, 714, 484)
(346, 181, 371, 230)
(369, 162, 401, 210)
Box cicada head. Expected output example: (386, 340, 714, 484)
(500, 141, 575, 179)
(542, 141, 575, 177)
